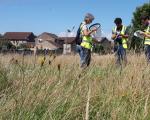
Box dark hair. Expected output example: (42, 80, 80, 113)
(141, 15, 149, 20)
(114, 18, 122, 24)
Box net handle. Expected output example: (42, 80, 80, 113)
(89, 23, 101, 30)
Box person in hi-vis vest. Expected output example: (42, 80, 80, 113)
(77, 13, 97, 68)
(140, 16, 150, 63)
(111, 18, 129, 66)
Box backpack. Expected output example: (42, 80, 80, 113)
(75, 23, 83, 45)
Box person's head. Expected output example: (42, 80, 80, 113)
(114, 18, 122, 28)
(141, 15, 149, 26)
(84, 13, 95, 24)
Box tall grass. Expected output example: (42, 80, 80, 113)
(0, 53, 150, 120)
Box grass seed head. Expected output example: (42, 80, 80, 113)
(57, 64, 61, 71)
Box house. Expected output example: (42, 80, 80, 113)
(3, 32, 35, 48)
(56, 37, 76, 54)
(35, 32, 62, 54)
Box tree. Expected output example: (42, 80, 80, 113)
(129, 3, 150, 52)
(0, 41, 14, 50)
(93, 44, 104, 54)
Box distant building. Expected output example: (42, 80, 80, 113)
(3, 32, 35, 48)
(56, 37, 76, 54)
(35, 32, 62, 54)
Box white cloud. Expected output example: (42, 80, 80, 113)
(0, 32, 4, 35)
(58, 32, 76, 37)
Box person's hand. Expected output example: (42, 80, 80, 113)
(91, 27, 98, 32)
(116, 34, 122, 39)
(139, 32, 146, 37)
(118, 35, 122, 39)
(118, 34, 124, 38)
(111, 34, 117, 39)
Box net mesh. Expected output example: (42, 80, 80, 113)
(90, 25, 102, 41)
(134, 30, 144, 39)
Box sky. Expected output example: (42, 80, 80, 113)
(0, 0, 149, 38)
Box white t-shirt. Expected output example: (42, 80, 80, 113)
(81, 22, 88, 31)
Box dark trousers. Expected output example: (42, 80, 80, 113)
(81, 47, 91, 68)
(144, 45, 150, 63)
(76, 45, 84, 66)
(114, 45, 127, 65)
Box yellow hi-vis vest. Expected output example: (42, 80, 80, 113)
(80, 23, 93, 49)
(144, 25, 150, 45)
(113, 25, 128, 49)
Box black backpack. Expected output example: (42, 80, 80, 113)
(75, 23, 82, 45)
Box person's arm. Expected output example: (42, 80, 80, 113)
(111, 30, 117, 40)
(82, 28, 97, 36)
(140, 32, 150, 38)
(145, 33, 150, 38)
(120, 34, 129, 38)
(119, 27, 129, 39)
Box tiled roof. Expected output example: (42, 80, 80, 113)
(37, 32, 58, 41)
(57, 37, 75, 44)
(4, 32, 35, 42)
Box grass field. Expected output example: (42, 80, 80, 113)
(0, 53, 150, 120)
